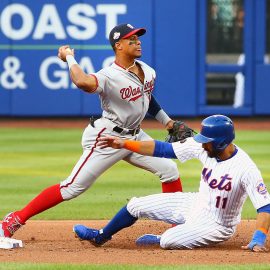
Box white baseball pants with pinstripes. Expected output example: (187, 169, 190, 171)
(127, 192, 236, 249)
(60, 123, 179, 200)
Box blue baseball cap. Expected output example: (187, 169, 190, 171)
(109, 23, 146, 47)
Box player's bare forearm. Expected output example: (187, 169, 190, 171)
(256, 212, 270, 231)
(98, 136, 155, 156)
(69, 66, 97, 93)
(58, 45, 97, 93)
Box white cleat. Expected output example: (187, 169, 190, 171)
(0, 237, 23, 249)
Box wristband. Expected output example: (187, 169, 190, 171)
(123, 140, 141, 153)
(66, 55, 78, 70)
(248, 230, 267, 251)
(155, 110, 172, 126)
(258, 227, 268, 234)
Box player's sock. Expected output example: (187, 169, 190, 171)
(162, 177, 183, 193)
(101, 205, 137, 239)
(16, 184, 64, 223)
(162, 178, 182, 227)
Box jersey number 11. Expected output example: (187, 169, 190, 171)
(216, 196, 228, 209)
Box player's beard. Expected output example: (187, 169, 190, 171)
(203, 144, 221, 158)
(206, 149, 222, 159)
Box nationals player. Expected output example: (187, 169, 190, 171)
(74, 115, 270, 251)
(0, 23, 183, 239)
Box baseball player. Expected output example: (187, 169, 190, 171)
(0, 23, 183, 238)
(73, 115, 270, 252)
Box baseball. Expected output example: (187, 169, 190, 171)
(65, 47, 72, 54)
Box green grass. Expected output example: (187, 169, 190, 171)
(0, 128, 269, 269)
(0, 128, 269, 220)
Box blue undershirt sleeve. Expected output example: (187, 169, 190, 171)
(147, 95, 162, 117)
(257, 204, 270, 214)
(153, 140, 177, 158)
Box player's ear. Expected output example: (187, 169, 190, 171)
(115, 41, 123, 51)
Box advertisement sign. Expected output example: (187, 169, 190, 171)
(0, 0, 152, 115)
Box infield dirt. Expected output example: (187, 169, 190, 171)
(0, 220, 269, 265)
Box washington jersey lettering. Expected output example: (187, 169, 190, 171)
(91, 60, 155, 129)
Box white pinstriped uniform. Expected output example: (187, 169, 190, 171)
(127, 137, 270, 249)
(60, 61, 179, 200)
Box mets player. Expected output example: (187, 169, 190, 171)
(73, 115, 270, 252)
(0, 23, 183, 239)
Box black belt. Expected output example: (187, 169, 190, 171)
(113, 126, 140, 136)
(90, 118, 140, 136)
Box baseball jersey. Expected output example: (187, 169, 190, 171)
(91, 60, 155, 129)
(172, 138, 270, 227)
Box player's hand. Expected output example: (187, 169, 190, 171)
(242, 229, 269, 252)
(241, 244, 269, 252)
(165, 120, 175, 130)
(58, 45, 75, 62)
(98, 135, 125, 149)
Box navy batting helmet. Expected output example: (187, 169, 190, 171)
(194, 115, 235, 151)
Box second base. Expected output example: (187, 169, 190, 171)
(0, 237, 23, 249)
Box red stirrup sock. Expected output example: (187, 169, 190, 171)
(162, 178, 183, 227)
(162, 178, 183, 193)
(16, 184, 64, 223)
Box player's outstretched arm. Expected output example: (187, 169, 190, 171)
(98, 136, 155, 156)
(241, 211, 270, 252)
(58, 45, 97, 93)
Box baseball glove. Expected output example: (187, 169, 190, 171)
(165, 121, 196, 143)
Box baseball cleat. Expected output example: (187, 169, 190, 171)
(73, 224, 111, 247)
(0, 236, 23, 249)
(1, 212, 25, 238)
(136, 234, 161, 246)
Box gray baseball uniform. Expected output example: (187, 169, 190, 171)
(60, 60, 179, 200)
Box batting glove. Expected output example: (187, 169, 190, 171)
(247, 230, 267, 251)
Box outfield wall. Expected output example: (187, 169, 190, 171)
(0, 0, 269, 117)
